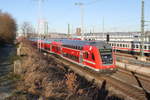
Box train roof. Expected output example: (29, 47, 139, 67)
(109, 41, 150, 44)
(60, 39, 111, 49)
(29, 38, 112, 49)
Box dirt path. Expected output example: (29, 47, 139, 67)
(0, 45, 16, 100)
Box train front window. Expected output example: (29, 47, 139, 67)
(99, 49, 113, 65)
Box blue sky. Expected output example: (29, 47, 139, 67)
(0, 0, 150, 33)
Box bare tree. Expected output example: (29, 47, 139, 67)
(0, 11, 17, 44)
(21, 22, 34, 38)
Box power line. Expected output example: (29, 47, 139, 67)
(86, 0, 102, 5)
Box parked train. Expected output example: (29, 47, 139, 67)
(30, 38, 117, 73)
(109, 41, 150, 56)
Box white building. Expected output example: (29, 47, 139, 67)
(75, 32, 150, 42)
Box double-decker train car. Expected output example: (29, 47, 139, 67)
(30, 39, 117, 73)
(109, 41, 150, 56)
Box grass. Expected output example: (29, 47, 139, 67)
(4, 91, 27, 100)
(7, 73, 21, 81)
(0, 72, 21, 82)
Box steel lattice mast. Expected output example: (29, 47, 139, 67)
(140, 0, 145, 57)
(37, 0, 44, 51)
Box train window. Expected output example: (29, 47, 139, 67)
(117, 44, 119, 47)
(76, 46, 77, 49)
(120, 44, 122, 47)
(84, 52, 88, 59)
(79, 46, 83, 50)
(78, 46, 80, 50)
(79, 46, 81, 50)
(144, 46, 147, 49)
(133, 45, 135, 48)
(92, 53, 95, 61)
(136, 45, 139, 48)
(123, 44, 125, 47)
(149, 46, 150, 50)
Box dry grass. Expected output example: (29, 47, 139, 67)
(11, 39, 124, 100)
(65, 73, 78, 94)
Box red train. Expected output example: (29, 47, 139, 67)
(31, 39, 117, 73)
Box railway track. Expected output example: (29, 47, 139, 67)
(115, 53, 137, 59)
(110, 69, 150, 100)
(116, 56, 150, 67)
(116, 53, 150, 62)
(43, 51, 150, 100)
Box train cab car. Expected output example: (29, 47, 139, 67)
(30, 38, 116, 73)
(82, 41, 116, 72)
(61, 40, 116, 72)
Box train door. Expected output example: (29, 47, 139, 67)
(131, 41, 134, 54)
(49, 43, 51, 52)
(79, 51, 83, 64)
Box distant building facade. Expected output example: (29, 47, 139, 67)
(74, 32, 150, 42)
(76, 28, 81, 36)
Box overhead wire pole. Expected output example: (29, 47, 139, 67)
(75, 2, 84, 40)
(140, 0, 145, 57)
(102, 17, 105, 41)
(67, 24, 70, 39)
(37, 0, 44, 52)
(74, 0, 101, 40)
(37, 0, 41, 51)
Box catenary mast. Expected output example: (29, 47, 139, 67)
(140, 0, 145, 57)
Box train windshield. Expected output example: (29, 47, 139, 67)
(99, 49, 113, 65)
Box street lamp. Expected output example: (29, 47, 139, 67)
(75, 2, 84, 40)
